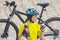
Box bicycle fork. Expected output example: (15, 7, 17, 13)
(1, 16, 13, 38)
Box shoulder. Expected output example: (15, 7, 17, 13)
(19, 23, 25, 29)
(20, 23, 24, 26)
(34, 22, 41, 26)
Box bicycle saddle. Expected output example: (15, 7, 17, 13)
(37, 3, 49, 8)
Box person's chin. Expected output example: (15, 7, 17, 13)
(32, 19, 37, 22)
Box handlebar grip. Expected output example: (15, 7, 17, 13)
(3, 1, 10, 6)
(10, 1, 15, 7)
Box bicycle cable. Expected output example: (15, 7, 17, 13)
(4, 5, 12, 17)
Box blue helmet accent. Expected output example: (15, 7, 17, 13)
(26, 8, 39, 15)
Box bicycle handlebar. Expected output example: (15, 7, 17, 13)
(4, 1, 17, 18)
(4, 1, 16, 7)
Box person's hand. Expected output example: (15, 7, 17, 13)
(39, 32, 44, 40)
(18, 36, 27, 40)
(41, 23, 46, 32)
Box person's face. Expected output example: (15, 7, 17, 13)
(31, 15, 38, 22)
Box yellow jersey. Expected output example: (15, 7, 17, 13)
(18, 21, 42, 40)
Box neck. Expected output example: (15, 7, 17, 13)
(28, 20, 34, 23)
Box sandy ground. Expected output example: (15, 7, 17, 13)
(0, 0, 60, 40)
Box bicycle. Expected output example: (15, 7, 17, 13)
(0, 1, 60, 40)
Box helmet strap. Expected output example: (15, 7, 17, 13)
(26, 15, 34, 23)
(30, 18, 34, 23)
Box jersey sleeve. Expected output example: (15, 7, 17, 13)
(18, 24, 24, 37)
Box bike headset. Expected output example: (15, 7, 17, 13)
(26, 8, 39, 23)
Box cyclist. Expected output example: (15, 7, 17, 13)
(18, 8, 44, 40)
